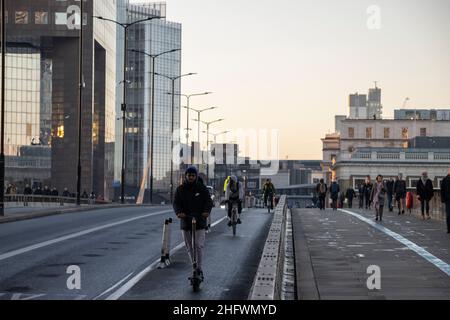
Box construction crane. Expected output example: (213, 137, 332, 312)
(402, 97, 410, 108)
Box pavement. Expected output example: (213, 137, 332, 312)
(292, 207, 450, 300)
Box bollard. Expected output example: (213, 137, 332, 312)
(157, 218, 173, 269)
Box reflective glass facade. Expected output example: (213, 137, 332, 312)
(116, 1, 181, 200)
(2, 0, 116, 199)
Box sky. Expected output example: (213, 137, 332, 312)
(132, 0, 450, 160)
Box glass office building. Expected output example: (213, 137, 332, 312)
(116, 1, 181, 202)
(2, 0, 117, 199)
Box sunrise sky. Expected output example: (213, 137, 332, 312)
(132, 0, 450, 160)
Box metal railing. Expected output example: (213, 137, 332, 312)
(4, 194, 93, 206)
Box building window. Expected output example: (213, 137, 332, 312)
(365, 127, 372, 139)
(15, 11, 28, 24)
(420, 128, 427, 137)
(35, 11, 49, 24)
(348, 127, 354, 138)
(402, 128, 409, 139)
(55, 12, 67, 25)
(384, 127, 390, 139)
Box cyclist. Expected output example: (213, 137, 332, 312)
(173, 166, 213, 281)
(225, 175, 244, 226)
(262, 179, 276, 210)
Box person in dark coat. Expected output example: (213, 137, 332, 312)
(363, 176, 373, 210)
(358, 182, 364, 209)
(33, 186, 43, 195)
(51, 188, 59, 197)
(394, 173, 407, 215)
(173, 166, 213, 280)
(386, 177, 395, 212)
(62, 188, 71, 197)
(316, 179, 327, 210)
(330, 180, 340, 211)
(440, 168, 450, 233)
(345, 187, 355, 208)
(23, 184, 33, 195)
(416, 171, 434, 220)
(43, 186, 51, 196)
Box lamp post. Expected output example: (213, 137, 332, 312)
(76, 0, 84, 206)
(130, 49, 180, 204)
(194, 118, 224, 183)
(204, 130, 229, 144)
(93, 14, 163, 204)
(155, 72, 196, 202)
(186, 106, 217, 150)
(169, 92, 212, 147)
(0, 0, 5, 216)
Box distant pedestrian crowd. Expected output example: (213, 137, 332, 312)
(313, 167, 450, 234)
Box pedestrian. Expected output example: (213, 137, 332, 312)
(23, 184, 32, 207)
(386, 177, 394, 212)
(338, 191, 345, 208)
(416, 171, 434, 220)
(5, 184, 12, 194)
(358, 182, 364, 209)
(316, 179, 327, 210)
(81, 190, 88, 199)
(62, 188, 70, 197)
(51, 187, 59, 197)
(394, 173, 407, 215)
(440, 167, 450, 234)
(33, 186, 43, 195)
(43, 186, 51, 196)
(173, 166, 213, 282)
(363, 176, 373, 210)
(346, 187, 355, 209)
(370, 175, 386, 221)
(330, 180, 340, 211)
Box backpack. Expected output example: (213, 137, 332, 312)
(319, 183, 326, 194)
(331, 183, 339, 194)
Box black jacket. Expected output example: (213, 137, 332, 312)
(416, 179, 434, 201)
(441, 175, 450, 203)
(386, 180, 394, 195)
(173, 180, 213, 231)
(394, 180, 407, 196)
(345, 188, 355, 200)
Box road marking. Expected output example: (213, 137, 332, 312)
(105, 215, 228, 300)
(339, 209, 450, 277)
(93, 272, 134, 300)
(0, 210, 172, 262)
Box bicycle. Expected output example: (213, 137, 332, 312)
(232, 200, 241, 236)
(266, 193, 274, 213)
(188, 217, 202, 292)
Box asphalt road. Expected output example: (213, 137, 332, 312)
(0, 205, 272, 300)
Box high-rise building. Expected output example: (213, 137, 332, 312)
(115, 1, 181, 202)
(367, 85, 382, 119)
(3, 0, 116, 199)
(349, 93, 367, 119)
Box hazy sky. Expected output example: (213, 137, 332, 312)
(133, 0, 450, 160)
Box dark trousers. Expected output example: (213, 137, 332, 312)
(387, 193, 393, 210)
(331, 197, 338, 210)
(228, 200, 242, 219)
(421, 199, 430, 215)
(446, 201, 450, 232)
(365, 194, 371, 209)
(318, 195, 325, 210)
(348, 198, 353, 208)
(359, 196, 364, 209)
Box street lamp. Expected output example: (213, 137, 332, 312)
(203, 130, 229, 144)
(0, 0, 5, 216)
(93, 14, 164, 204)
(168, 92, 212, 146)
(194, 118, 224, 183)
(130, 49, 181, 204)
(76, 0, 84, 206)
(186, 106, 217, 150)
(155, 72, 197, 203)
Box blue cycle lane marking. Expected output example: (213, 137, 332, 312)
(339, 209, 450, 277)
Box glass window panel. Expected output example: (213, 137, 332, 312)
(35, 11, 49, 24)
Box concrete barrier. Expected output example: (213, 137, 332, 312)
(249, 195, 291, 300)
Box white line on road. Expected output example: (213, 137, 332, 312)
(105, 215, 228, 300)
(339, 209, 450, 277)
(0, 209, 172, 262)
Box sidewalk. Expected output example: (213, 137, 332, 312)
(0, 203, 154, 224)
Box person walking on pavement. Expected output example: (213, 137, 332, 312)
(173, 166, 213, 281)
(394, 173, 407, 215)
(370, 175, 386, 221)
(316, 179, 327, 210)
(330, 180, 340, 211)
(386, 177, 395, 212)
(363, 176, 373, 210)
(345, 187, 355, 209)
(23, 184, 32, 206)
(440, 167, 450, 234)
(358, 182, 364, 209)
(417, 171, 434, 220)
